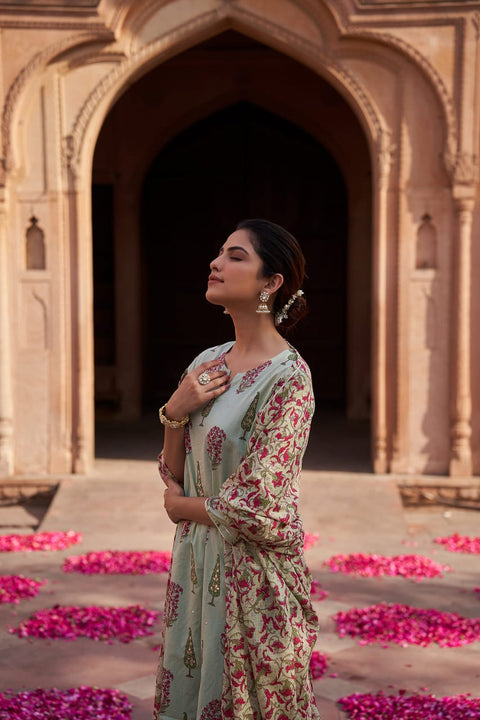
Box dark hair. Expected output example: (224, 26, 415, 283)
(236, 218, 308, 334)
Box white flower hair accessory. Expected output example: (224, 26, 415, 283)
(274, 289, 304, 326)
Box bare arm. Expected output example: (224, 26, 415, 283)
(163, 476, 214, 526)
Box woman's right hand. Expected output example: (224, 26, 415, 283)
(164, 358, 230, 420)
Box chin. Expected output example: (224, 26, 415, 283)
(205, 288, 224, 306)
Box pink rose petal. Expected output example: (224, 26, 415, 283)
(434, 533, 480, 554)
(0, 575, 46, 604)
(10, 604, 160, 643)
(311, 579, 328, 601)
(63, 550, 171, 575)
(324, 553, 450, 580)
(338, 691, 480, 719)
(334, 603, 480, 647)
(0, 686, 132, 719)
(303, 533, 320, 550)
(0, 531, 82, 552)
(309, 650, 328, 679)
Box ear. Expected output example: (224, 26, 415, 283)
(264, 273, 284, 294)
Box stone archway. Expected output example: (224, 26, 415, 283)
(92, 30, 372, 470)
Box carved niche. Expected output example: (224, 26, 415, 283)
(26, 215, 46, 270)
(416, 213, 437, 270)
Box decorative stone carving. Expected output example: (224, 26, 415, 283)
(26, 216, 46, 270)
(444, 151, 478, 188)
(1, 30, 114, 176)
(377, 129, 396, 187)
(344, 27, 458, 170)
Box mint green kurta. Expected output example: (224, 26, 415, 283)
(154, 342, 319, 720)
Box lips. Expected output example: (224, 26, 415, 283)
(208, 275, 222, 283)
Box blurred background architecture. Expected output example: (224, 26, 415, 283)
(0, 0, 478, 478)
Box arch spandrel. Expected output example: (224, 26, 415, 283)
(61, 7, 386, 182)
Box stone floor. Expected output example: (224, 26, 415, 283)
(1, 420, 479, 719)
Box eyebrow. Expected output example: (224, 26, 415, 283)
(221, 245, 250, 255)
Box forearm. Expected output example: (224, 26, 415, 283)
(169, 495, 214, 526)
(162, 425, 187, 483)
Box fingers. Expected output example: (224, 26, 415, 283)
(166, 359, 230, 417)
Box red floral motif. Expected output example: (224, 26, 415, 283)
(164, 580, 183, 627)
(206, 426, 226, 468)
(179, 521, 191, 542)
(184, 422, 192, 454)
(200, 698, 222, 719)
(156, 667, 173, 715)
(236, 360, 272, 393)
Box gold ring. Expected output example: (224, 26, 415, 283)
(198, 371, 211, 386)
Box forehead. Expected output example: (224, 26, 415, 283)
(222, 229, 254, 251)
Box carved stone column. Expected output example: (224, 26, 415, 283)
(0, 189, 13, 476)
(372, 130, 395, 473)
(63, 137, 94, 474)
(449, 193, 474, 476)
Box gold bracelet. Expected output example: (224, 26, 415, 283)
(158, 404, 190, 429)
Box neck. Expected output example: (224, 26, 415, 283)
(228, 310, 287, 357)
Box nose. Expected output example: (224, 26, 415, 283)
(210, 254, 221, 271)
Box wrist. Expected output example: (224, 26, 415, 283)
(159, 403, 189, 429)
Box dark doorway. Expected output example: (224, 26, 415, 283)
(141, 102, 348, 413)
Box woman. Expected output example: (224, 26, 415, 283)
(154, 219, 320, 720)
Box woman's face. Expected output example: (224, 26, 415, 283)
(206, 229, 268, 310)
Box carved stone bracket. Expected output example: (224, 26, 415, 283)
(444, 151, 478, 188)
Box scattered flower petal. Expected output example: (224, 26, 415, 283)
(334, 603, 480, 647)
(338, 691, 480, 719)
(63, 550, 171, 575)
(0, 575, 46, 604)
(10, 604, 160, 643)
(0, 531, 82, 552)
(434, 533, 480, 554)
(311, 579, 328, 601)
(324, 553, 450, 580)
(0, 686, 132, 719)
(310, 650, 328, 679)
(304, 533, 320, 550)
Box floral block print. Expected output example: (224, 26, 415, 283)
(206, 426, 226, 468)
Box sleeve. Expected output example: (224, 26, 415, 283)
(157, 450, 180, 484)
(205, 366, 314, 550)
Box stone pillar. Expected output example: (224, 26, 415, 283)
(64, 143, 94, 474)
(449, 194, 474, 476)
(372, 131, 394, 473)
(0, 190, 13, 476)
